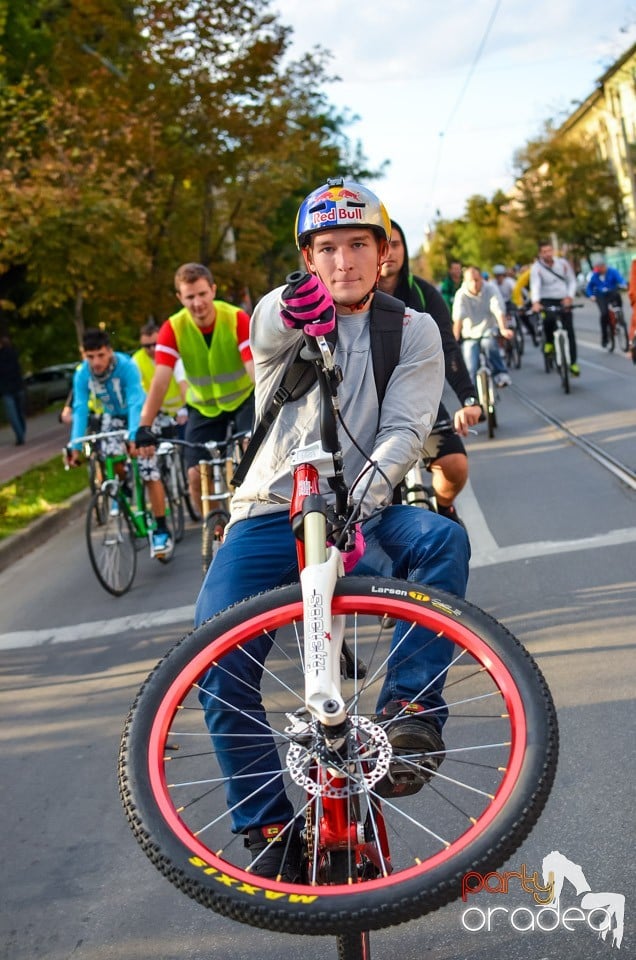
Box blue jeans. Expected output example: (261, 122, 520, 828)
(195, 505, 470, 831)
(2, 391, 26, 444)
(462, 336, 507, 384)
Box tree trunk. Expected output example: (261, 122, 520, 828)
(74, 292, 84, 347)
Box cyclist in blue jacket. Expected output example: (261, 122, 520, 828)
(585, 260, 627, 348)
(68, 327, 173, 559)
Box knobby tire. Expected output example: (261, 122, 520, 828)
(118, 578, 558, 936)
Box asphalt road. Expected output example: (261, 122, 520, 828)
(1, 300, 634, 960)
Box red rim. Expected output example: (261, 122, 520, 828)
(147, 594, 528, 895)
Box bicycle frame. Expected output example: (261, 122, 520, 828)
(199, 442, 233, 522)
(77, 430, 154, 540)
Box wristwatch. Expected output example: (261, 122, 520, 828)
(463, 397, 480, 407)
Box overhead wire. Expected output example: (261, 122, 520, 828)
(428, 0, 503, 218)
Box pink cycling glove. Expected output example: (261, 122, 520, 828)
(280, 272, 336, 337)
(341, 524, 366, 574)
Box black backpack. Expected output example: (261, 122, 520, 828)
(232, 290, 405, 487)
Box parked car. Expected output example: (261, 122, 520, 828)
(23, 363, 77, 410)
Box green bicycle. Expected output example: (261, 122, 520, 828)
(78, 430, 179, 596)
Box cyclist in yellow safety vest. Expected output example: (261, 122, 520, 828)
(511, 265, 538, 346)
(135, 263, 255, 514)
(132, 321, 188, 436)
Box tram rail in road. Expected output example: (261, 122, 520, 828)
(510, 383, 636, 492)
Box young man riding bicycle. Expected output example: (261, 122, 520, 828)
(193, 179, 470, 880)
(585, 259, 627, 349)
(530, 240, 579, 376)
(67, 328, 174, 558)
(135, 263, 255, 515)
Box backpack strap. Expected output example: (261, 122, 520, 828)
(368, 290, 405, 408)
(232, 292, 405, 487)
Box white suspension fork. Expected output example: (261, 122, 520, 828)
(300, 508, 347, 726)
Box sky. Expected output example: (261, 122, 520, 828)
(271, 0, 636, 255)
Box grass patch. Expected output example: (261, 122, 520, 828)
(0, 455, 88, 540)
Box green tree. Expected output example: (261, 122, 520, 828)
(0, 0, 382, 368)
(512, 126, 626, 264)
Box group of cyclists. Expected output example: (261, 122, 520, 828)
(62, 178, 629, 881)
(64, 201, 631, 573)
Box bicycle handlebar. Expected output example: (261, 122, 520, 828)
(532, 304, 583, 313)
(160, 431, 251, 456)
(73, 429, 128, 444)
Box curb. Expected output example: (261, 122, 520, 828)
(0, 489, 91, 574)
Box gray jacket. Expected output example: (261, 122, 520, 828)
(227, 286, 444, 528)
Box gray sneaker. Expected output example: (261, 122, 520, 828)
(374, 701, 445, 798)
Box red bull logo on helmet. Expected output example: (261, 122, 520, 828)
(312, 186, 362, 203)
(309, 186, 366, 227)
(310, 203, 364, 227)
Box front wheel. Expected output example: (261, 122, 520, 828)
(86, 491, 137, 595)
(555, 335, 570, 394)
(119, 578, 558, 936)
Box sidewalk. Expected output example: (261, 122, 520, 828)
(0, 408, 70, 484)
(0, 408, 88, 574)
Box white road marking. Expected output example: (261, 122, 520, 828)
(0, 604, 195, 651)
(457, 479, 636, 567)
(2, 482, 634, 650)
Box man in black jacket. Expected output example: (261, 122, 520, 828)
(0, 335, 26, 445)
(378, 221, 481, 523)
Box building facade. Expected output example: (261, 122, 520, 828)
(556, 42, 636, 273)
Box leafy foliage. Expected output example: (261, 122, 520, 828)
(424, 125, 627, 281)
(512, 126, 626, 264)
(0, 0, 382, 370)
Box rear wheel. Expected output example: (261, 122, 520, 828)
(86, 491, 136, 595)
(616, 318, 629, 353)
(119, 578, 558, 936)
(331, 850, 372, 958)
(476, 370, 495, 438)
(201, 509, 230, 574)
(506, 326, 522, 369)
(337, 929, 371, 959)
